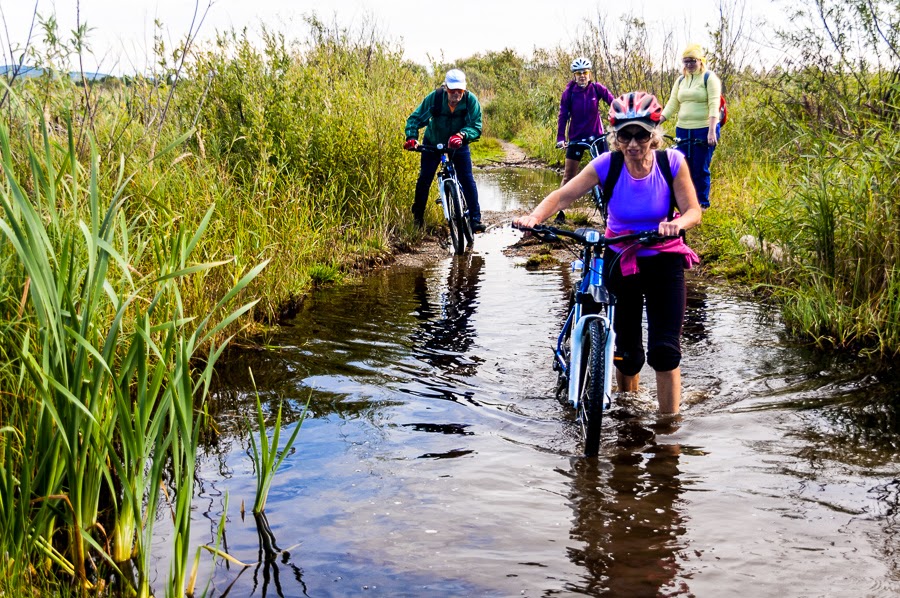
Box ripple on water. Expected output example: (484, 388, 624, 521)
(170, 168, 900, 597)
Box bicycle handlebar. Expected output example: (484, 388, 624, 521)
(414, 144, 455, 154)
(515, 224, 681, 247)
(561, 138, 607, 155)
(565, 138, 605, 149)
(665, 135, 709, 147)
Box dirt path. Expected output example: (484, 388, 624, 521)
(479, 140, 552, 170)
(391, 140, 583, 269)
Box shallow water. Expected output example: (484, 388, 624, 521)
(154, 168, 899, 597)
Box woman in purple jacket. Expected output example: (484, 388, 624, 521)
(556, 57, 615, 188)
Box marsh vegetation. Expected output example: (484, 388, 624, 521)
(1, 0, 898, 594)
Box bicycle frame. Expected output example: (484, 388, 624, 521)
(555, 237, 615, 412)
(522, 224, 674, 455)
(416, 144, 472, 254)
(565, 137, 608, 217)
(567, 137, 607, 161)
(435, 154, 464, 222)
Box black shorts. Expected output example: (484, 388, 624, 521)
(565, 137, 609, 161)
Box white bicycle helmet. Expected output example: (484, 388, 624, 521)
(570, 57, 592, 72)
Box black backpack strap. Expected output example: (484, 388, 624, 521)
(655, 150, 677, 220)
(601, 151, 625, 205)
(431, 88, 444, 118)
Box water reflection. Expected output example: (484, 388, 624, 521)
(474, 167, 561, 212)
(214, 512, 307, 598)
(410, 253, 486, 393)
(683, 278, 709, 346)
(565, 417, 688, 596)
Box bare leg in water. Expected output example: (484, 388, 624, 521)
(617, 368, 681, 414)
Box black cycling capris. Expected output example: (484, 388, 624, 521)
(603, 250, 686, 375)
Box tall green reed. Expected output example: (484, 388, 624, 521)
(0, 107, 265, 595)
(246, 371, 309, 514)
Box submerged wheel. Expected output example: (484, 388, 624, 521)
(555, 318, 573, 404)
(445, 182, 467, 255)
(579, 319, 607, 456)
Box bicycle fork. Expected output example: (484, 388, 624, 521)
(436, 177, 452, 221)
(565, 313, 616, 411)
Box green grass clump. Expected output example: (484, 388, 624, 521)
(0, 119, 264, 596)
(470, 137, 506, 164)
(308, 262, 342, 286)
(524, 247, 558, 270)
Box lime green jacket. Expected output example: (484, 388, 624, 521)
(404, 89, 483, 146)
(661, 70, 722, 130)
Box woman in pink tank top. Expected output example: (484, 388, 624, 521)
(514, 92, 702, 415)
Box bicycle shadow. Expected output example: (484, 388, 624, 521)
(561, 416, 690, 596)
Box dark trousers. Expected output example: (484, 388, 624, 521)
(676, 125, 719, 208)
(604, 251, 686, 374)
(413, 146, 481, 222)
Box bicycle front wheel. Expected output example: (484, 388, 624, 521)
(579, 319, 608, 456)
(445, 181, 468, 255)
(459, 187, 474, 245)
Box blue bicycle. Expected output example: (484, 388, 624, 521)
(519, 224, 673, 456)
(415, 144, 473, 255)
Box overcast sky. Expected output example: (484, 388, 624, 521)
(2, 0, 784, 73)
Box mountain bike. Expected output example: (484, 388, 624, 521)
(563, 137, 609, 221)
(415, 144, 473, 255)
(516, 224, 673, 456)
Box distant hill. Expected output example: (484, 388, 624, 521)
(0, 65, 43, 78)
(1, 65, 113, 81)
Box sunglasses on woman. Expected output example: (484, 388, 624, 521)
(574, 70, 590, 76)
(616, 129, 652, 143)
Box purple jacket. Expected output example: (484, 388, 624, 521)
(556, 80, 615, 143)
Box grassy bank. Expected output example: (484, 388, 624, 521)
(3, 2, 899, 594)
(0, 17, 464, 596)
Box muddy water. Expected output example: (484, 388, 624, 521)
(160, 168, 899, 597)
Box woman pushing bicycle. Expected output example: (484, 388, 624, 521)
(514, 92, 702, 415)
(404, 69, 485, 232)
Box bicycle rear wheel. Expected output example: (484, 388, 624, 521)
(445, 181, 468, 255)
(579, 319, 607, 456)
(591, 186, 608, 222)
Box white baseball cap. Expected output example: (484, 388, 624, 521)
(444, 69, 467, 90)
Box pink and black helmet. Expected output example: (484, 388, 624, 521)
(608, 91, 663, 131)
